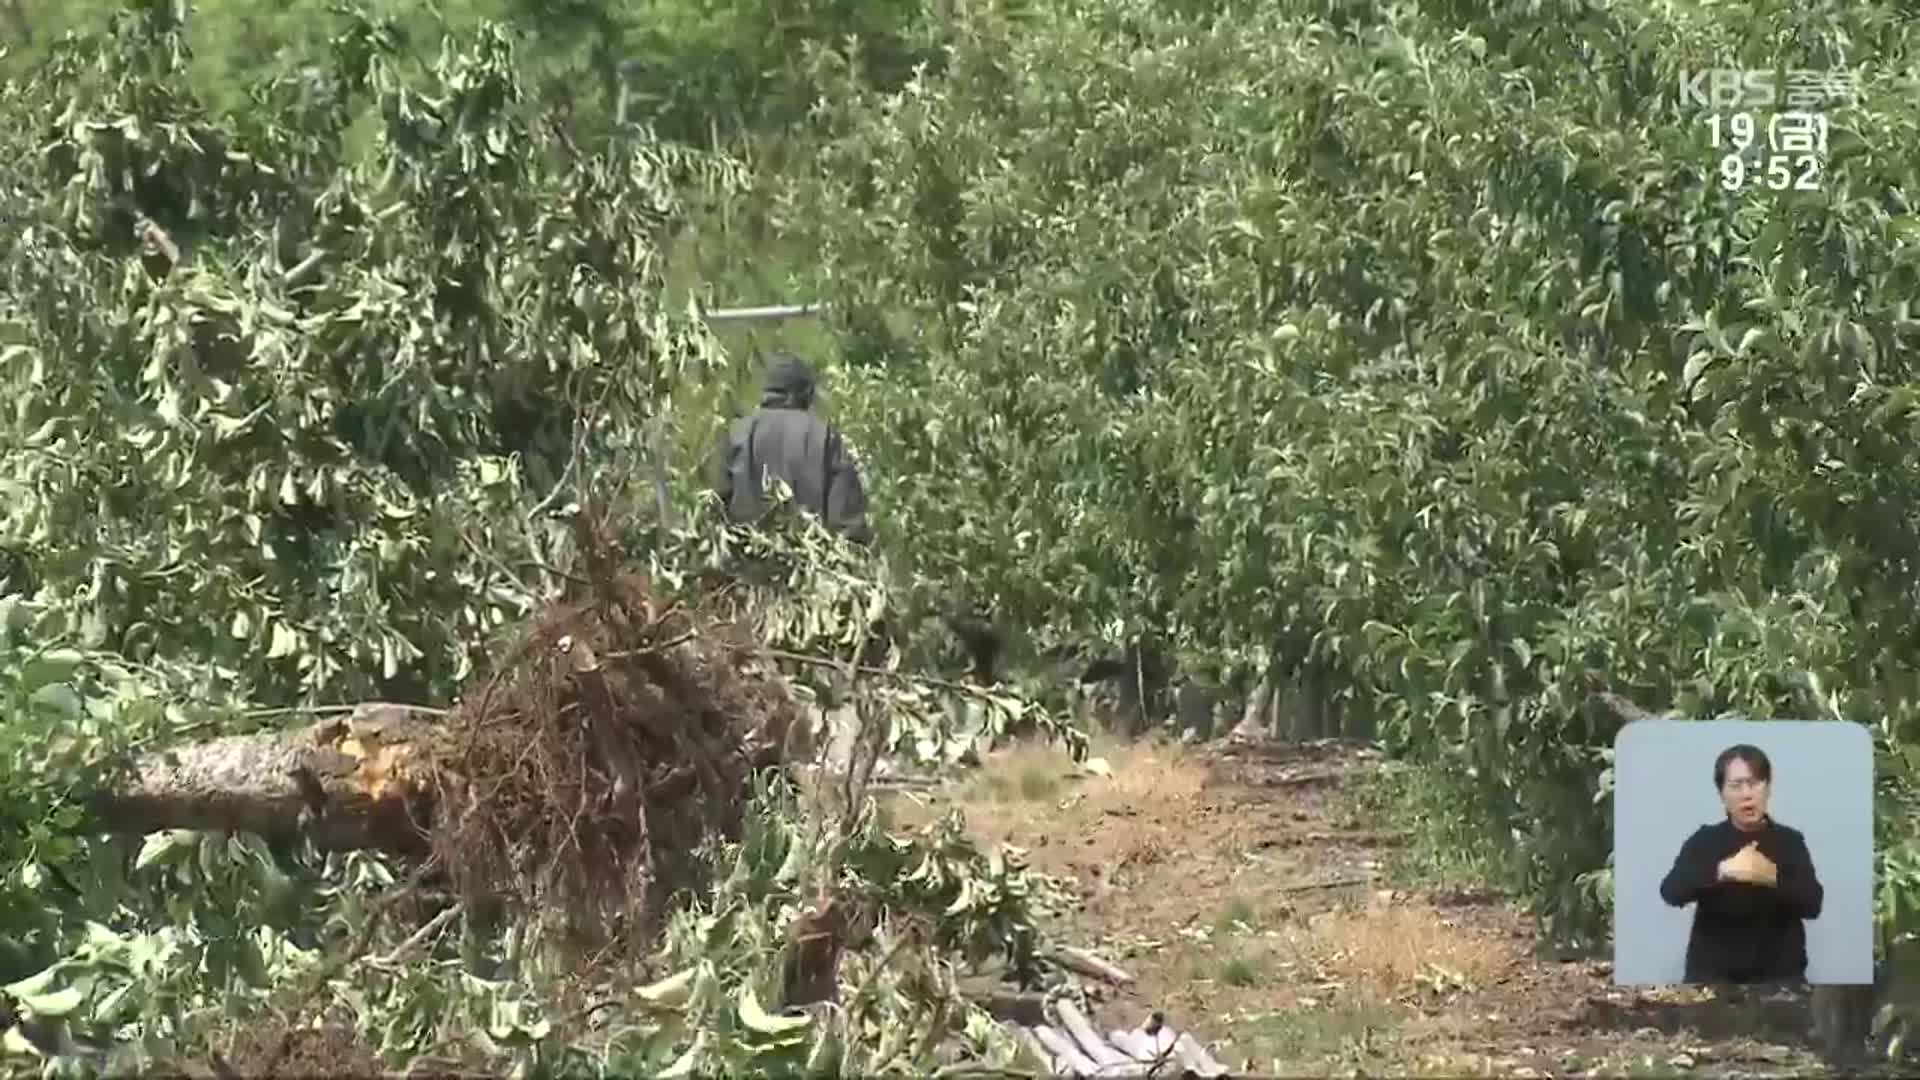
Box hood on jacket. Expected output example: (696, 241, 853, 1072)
(759, 352, 816, 409)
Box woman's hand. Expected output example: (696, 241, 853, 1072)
(1718, 842, 1779, 886)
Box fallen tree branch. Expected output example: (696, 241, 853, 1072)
(1255, 830, 1408, 850)
(1170, 1032, 1228, 1077)
(240, 702, 449, 721)
(1049, 946, 1134, 987)
(1029, 1024, 1101, 1078)
(1054, 999, 1130, 1071)
(867, 775, 942, 790)
(373, 902, 462, 968)
(1584, 682, 1665, 725)
(1276, 874, 1372, 893)
(604, 630, 698, 659)
(458, 528, 591, 591)
(1013, 1027, 1059, 1076)
(961, 989, 1048, 1026)
(282, 249, 327, 289)
(757, 646, 998, 697)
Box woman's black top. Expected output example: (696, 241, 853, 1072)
(1658, 816, 1824, 983)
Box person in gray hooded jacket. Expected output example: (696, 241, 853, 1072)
(714, 352, 873, 545)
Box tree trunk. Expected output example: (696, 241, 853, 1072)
(1295, 657, 1336, 739)
(88, 703, 442, 852)
(88, 665, 800, 858)
(1230, 656, 1275, 741)
(1344, 685, 1376, 740)
(1175, 682, 1215, 741)
(1114, 665, 1145, 737)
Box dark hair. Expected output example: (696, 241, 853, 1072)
(1713, 744, 1772, 789)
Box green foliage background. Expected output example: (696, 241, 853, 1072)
(785, 0, 1920, 948)
(4, 0, 1920, 1069)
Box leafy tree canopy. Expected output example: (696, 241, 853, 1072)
(782, 0, 1920, 939)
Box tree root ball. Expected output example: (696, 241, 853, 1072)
(422, 569, 806, 939)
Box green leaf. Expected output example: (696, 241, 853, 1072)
(1753, 217, 1789, 260)
(945, 877, 976, 915)
(28, 683, 83, 718)
(656, 1033, 706, 1079)
(3, 969, 57, 1001)
(91, 983, 132, 1025)
(633, 967, 698, 1009)
(135, 830, 196, 872)
(11, 985, 83, 1018)
(208, 403, 269, 441)
(2, 1026, 42, 1058)
(20, 648, 83, 691)
(738, 985, 809, 1035)
(1681, 351, 1717, 398)
(267, 622, 299, 659)
(21, 418, 59, 447)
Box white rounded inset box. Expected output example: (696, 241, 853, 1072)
(1612, 719, 1873, 986)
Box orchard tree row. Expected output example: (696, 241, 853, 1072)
(3, 1, 1920, 1067)
(0, 0, 932, 147)
(775, 0, 1920, 943)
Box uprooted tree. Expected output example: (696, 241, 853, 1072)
(0, 493, 1070, 1074)
(0, 5, 1078, 1075)
(91, 525, 808, 941)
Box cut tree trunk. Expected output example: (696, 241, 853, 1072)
(89, 683, 797, 858)
(88, 703, 442, 853)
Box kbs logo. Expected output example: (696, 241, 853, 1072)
(1677, 68, 1861, 110)
(1678, 69, 1777, 109)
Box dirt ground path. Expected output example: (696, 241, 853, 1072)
(883, 736, 1877, 1077)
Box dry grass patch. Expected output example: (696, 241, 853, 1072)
(1099, 932, 1316, 1027)
(1293, 896, 1515, 1002)
(954, 737, 1210, 807)
(885, 737, 1213, 854)
(1221, 996, 1403, 1073)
